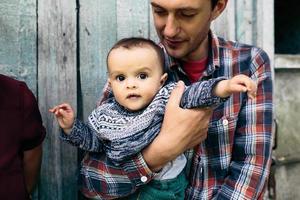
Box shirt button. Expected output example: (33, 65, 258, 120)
(141, 176, 148, 183)
(222, 119, 228, 126)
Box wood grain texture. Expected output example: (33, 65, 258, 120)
(0, 0, 37, 93)
(212, 0, 236, 41)
(235, 0, 254, 44)
(38, 0, 77, 199)
(116, 0, 150, 39)
(79, 0, 117, 120)
(255, 0, 274, 63)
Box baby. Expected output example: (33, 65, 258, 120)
(50, 37, 256, 200)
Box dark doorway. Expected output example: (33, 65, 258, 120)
(275, 0, 300, 54)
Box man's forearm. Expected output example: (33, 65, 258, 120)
(23, 144, 42, 194)
(142, 133, 181, 172)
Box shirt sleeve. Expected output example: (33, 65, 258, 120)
(180, 77, 228, 109)
(21, 82, 46, 151)
(60, 119, 103, 152)
(215, 49, 273, 199)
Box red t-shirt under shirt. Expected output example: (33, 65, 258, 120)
(182, 57, 208, 83)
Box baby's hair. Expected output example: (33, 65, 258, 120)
(107, 37, 166, 73)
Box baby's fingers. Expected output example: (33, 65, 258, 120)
(247, 90, 257, 99)
(246, 81, 257, 99)
(49, 106, 59, 113)
(49, 106, 64, 117)
(231, 84, 247, 93)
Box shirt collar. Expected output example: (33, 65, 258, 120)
(161, 30, 221, 77)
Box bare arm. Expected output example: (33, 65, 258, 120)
(23, 143, 42, 194)
(142, 81, 213, 171)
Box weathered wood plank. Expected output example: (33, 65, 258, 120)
(255, 0, 274, 63)
(0, 0, 37, 93)
(212, 0, 236, 41)
(38, 0, 77, 199)
(234, 0, 274, 61)
(79, 0, 117, 120)
(235, 0, 254, 44)
(116, 0, 150, 39)
(149, 4, 159, 43)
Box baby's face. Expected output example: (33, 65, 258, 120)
(108, 46, 167, 111)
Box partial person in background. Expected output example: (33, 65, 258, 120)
(0, 74, 46, 200)
(80, 0, 274, 199)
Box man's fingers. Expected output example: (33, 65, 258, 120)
(188, 129, 208, 149)
(167, 81, 185, 107)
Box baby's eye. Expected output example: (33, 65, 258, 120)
(116, 75, 125, 81)
(138, 73, 148, 80)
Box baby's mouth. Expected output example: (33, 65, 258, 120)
(126, 94, 141, 99)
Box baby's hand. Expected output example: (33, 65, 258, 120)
(229, 74, 257, 99)
(214, 75, 257, 99)
(49, 103, 75, 134)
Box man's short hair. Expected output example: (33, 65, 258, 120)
(107, 37, 166, 73)
(211, 0, 218, 9)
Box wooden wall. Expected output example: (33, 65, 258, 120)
(0, 0, 37, 93)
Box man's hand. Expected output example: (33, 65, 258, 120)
(143, 81, 212, 171)
(49, 103, 75, 134)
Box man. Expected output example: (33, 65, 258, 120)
(80, 0, 273, 199)
(0, 74, 46, 200)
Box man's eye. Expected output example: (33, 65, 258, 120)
(180, 11, 197, 18)
(138, 73, 148, 80)
(116, 75, 125, 81)
(153, 8, 167, 15)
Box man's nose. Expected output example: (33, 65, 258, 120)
(164, 15, 179, 38)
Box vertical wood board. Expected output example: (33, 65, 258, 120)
(212, 0, 236, 41)
(0, 0, 37, 93)
(116, 0, 150, 39)
(79, 0, 117, 120)
(235, 0, 254, 44)
(38, 0, 77, 199)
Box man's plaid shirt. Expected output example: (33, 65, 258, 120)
(79, 32, 273, 200)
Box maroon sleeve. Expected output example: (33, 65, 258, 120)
(20, 82, 46, 151)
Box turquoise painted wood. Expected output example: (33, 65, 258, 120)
(0, 0, 37, 94)
(37, 0, 78, 199)
(79, 0, 117, 120)
(79, 0, 157, 120)
(116, 0, 150, 39)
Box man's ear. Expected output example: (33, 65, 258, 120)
(211, 0, 228, 20)
(160, 73, 168, 86)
